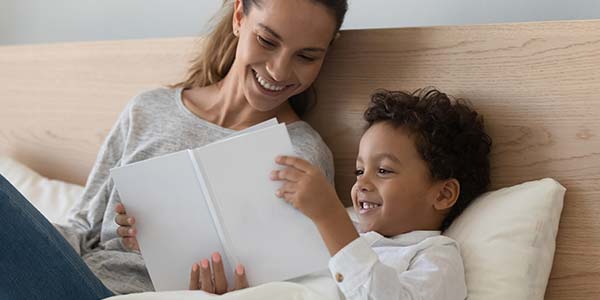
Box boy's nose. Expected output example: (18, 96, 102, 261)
(356, 177, 374, 192)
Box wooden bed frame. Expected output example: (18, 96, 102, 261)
(1, 20, 599, 299)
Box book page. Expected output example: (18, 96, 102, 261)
(111, 151, 229, 291)
(192, 124, 331, 286)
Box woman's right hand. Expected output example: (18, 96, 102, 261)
(189, 252, 249, 294)
(115, 203, 139, 251)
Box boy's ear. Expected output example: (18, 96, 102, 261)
(432, 179, 460, 211)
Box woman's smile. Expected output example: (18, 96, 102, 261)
(251, 69, 293, 97)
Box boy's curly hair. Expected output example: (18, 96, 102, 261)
(363, 88, 492, 231)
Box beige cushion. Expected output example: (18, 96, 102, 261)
(445, 178, 565, 300)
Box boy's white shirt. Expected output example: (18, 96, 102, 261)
(290, 211, 467, 300)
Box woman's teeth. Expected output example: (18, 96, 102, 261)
(255, 71, 285, 92)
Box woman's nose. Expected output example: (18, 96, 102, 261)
(266, 55, 292, 82)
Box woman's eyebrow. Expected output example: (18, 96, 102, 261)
(258, 23, 327, 53)
(258, 23, 282, 40)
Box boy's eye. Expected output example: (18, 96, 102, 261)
(257, 35, 275, 48)
(354, 169, 364, 176)
(378, 168, 392, 174)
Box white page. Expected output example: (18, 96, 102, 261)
(230, 118, 278, 137)
(192, 124, 331, 286)
(111, 151, 229, 291)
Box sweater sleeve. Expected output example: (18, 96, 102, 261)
(55, 100, 133, 255)
(288, 123, 335, 185)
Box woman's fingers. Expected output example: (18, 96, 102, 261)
(189, 256, 247, 294)
(115, 202, 126, 214)
(123, 237, 139, 250)
(189, 263, 200, 290)
(116, 225, 136, 238)
(233, 264, 249, 290)
(115, 214, 135, 226)
(200, 259, 214, 293)
(211, 253, 228, 294)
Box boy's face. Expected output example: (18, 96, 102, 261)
(352, 122, 443, 237)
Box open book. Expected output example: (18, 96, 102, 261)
(110, 119, 331, 291)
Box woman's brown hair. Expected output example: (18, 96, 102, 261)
(172, 0, 347, 117)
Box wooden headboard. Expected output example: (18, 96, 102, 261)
(1, 20, 599, 299)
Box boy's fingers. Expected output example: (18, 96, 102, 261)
(271, 168, 302, 182)
(189, 264, 200, 290)
(276, 181, 298, 198)
(211, 252, 228, 294)
(234, 264, 249, 290)
(200, 259, 214, 293)
(282, 192, 296, 205)
(275, 156, 311, 172)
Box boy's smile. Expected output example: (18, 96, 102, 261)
(351, 121, 446, 237)
(357, 196, 382, 214)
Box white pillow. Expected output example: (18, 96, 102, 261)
(445, 178, 565, 300)
(0, 156, 83, 225)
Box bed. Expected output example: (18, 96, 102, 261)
(1, 20, 599, 299)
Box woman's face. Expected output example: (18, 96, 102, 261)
(232, 0, 337, 112)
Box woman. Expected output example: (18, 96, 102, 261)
(0, 0, 347, 298)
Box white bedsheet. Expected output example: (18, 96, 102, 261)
(106, 272, 341, 300)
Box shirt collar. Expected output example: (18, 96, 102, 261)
(361, 230, 442, 246)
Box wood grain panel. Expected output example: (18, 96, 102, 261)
(304, 20, 600, 300)
(1, 20, 599, 299)
(0, 38, 198, 184)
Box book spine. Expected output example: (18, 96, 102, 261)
(187, 150, 238, 271)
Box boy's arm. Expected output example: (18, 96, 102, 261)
(271, 155, 359, 255)
(329, 240, 467, 300)
(312, 204, 359, 256)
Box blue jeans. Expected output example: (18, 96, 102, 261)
(0, 174, 114, 300)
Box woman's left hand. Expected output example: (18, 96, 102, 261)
(189, 252, 248, 294)
(270, 155, 344, 223)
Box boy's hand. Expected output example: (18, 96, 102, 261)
(189, 252, 248, 294)
(271, 155, 345, 223)
(115, 203, 139, 251)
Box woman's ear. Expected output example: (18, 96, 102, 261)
(232, 0, 244, 37)
(432, 179, 460, 211)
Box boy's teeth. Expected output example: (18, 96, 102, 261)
(361, 202, 381, 210)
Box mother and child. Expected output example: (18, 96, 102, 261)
(0, 0, 491, 299)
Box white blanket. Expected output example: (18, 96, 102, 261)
(106, 273, 341, 300)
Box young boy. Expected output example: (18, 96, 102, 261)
(271, 88, 492, 299)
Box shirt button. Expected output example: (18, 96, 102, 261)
(335, 272, 344, 283)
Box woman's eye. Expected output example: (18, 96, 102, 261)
(257, 35, 275, 48)
(299, 54, 317, 62)
(354, 169, 364, 176)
